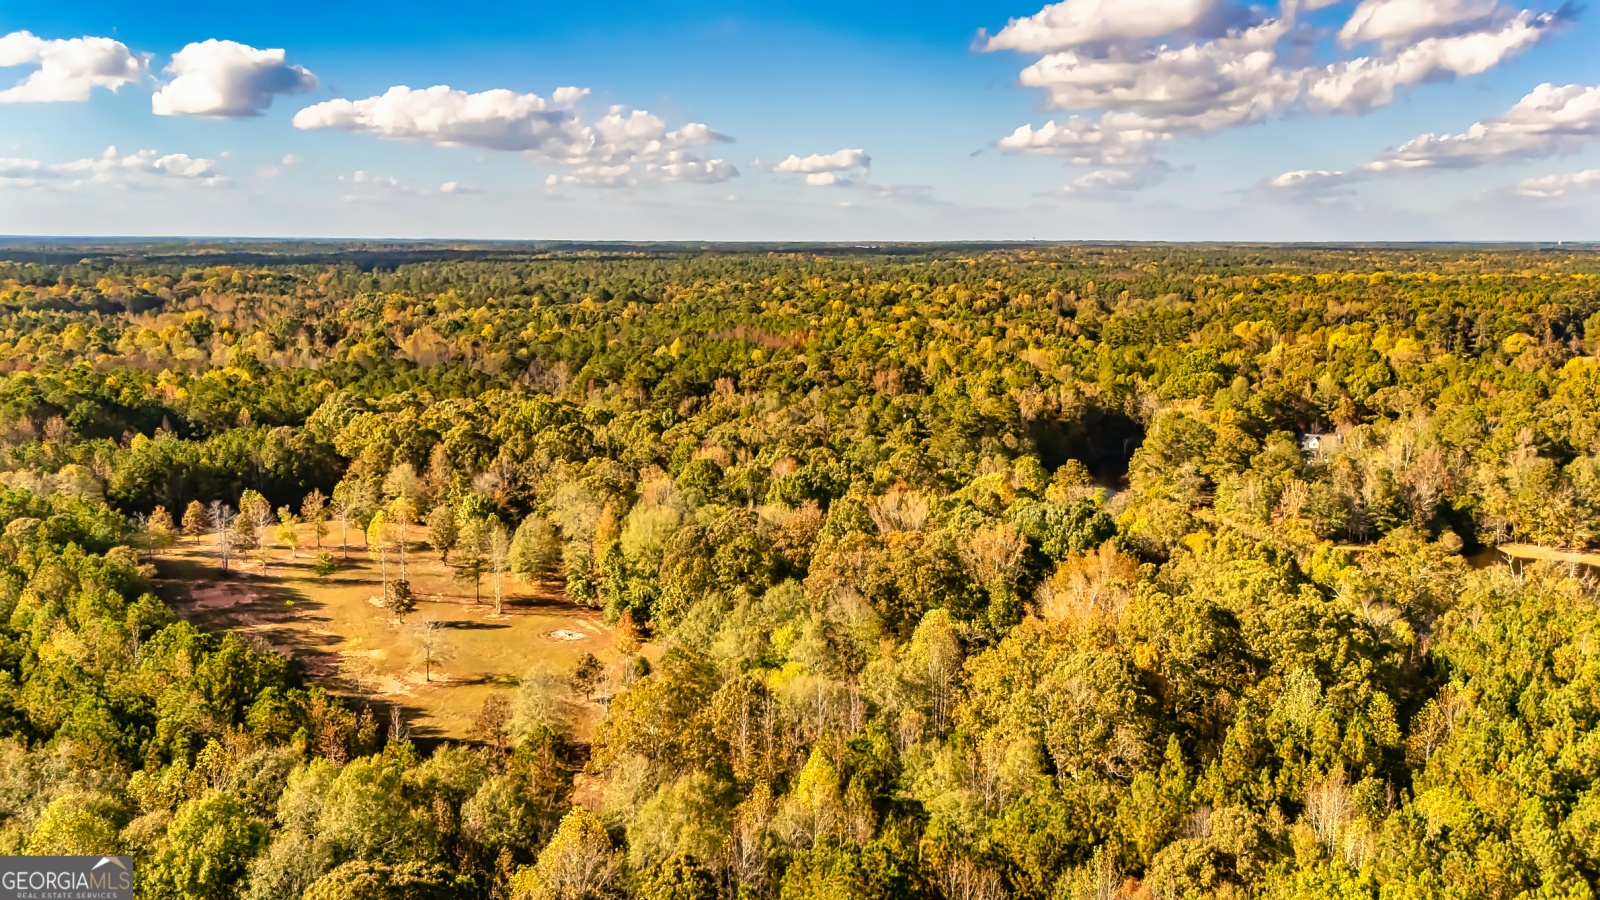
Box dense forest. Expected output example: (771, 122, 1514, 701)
(2, 242, 1599, 899)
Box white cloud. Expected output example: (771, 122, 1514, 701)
(647, 152, 739, 184)
(1307, 10, 1553, 113)
(0, 31, 147, 103)
(1261, 81, 1600, 198)
(768, 148, 871, 174)
(1339, 0, 1501, 46)
(763, 148, 872, 186)
(980, 0, 1245, 53)
(1018, 20, 1297, 131)
(1364, 82, 1600, 171)
(1252, 168, 1363, 200)
(294, 84, 736, 188)
(294, 84, 582, 151)
(987, 0, 1561, 189)
(152, 39, 317, 118)
(1515, 168, 1600, 198)
(1267, 169, 1356, 191)
(545, 165, 635, 188)
(997, 117, 1167, 166)
(0, 146, 223, 188)
(334, 172, 483, 200)
(0, 158, 45, 179)
(756, 147, 930, 200)
(1064, 164, 1171, 194)
(341, 170, 402, 188)
(59, 146, 221, 184)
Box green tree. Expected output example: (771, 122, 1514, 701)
(456, 516, 488, 605)
(427, 502, 458, 563)
(511, 515, 561, 584)
(142, 792, 267, 900)
(385, 578, 417, 623)
(302, 861, 471, 900)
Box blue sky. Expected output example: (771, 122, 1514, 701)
(1, 0, 1597, 240)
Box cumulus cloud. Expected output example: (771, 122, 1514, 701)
(1365, 82, 1600, 171)
(545, 165, 636, 188)
(755, 147, 932, 200)
(980, 0, 1247, 53)
(1064, 164, 1172, 194)
(1307, 11, 1554, 113)
(1260, 81, 1600, 198)
(1266, 169, 1358, 192)
(1251, 168, 1364, 201)
(1515, 168, 1600, 198)
(1018, 20, 1298, 131)
(997, 116, 1169, 167)
(762, 148, 872, 186)
(152, 40, 317, 118)
(0, 146, 222, 188)
(295, 84, 736, 188)
(648, 152, 739, 184)
(294, 84, 585, 151)
(0, 158, 45, 178)
(1339, 0, 1502, 46)
(58, 146, 221, 184)
(0, 31, 147, 103)
(337, 170, 409, 199)
(985, 0, 1563, 191)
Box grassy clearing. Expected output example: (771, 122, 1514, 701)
(152, 526, 626, 744)
(1492, 543, 1600, 568)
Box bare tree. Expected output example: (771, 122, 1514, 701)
(130, 512, 149, 563)
(208, 501, 236, 575)
(488, 521, 511, 616)
(412, 618, 453, 683)
(1305, 767, 1352, 859)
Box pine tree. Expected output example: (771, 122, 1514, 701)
(181, 500, 207, 543)
(427, 503, 459, 563)
(385, 578, 416, 623)
(455, 517, 487, 605)
(510, 515, 559, 583)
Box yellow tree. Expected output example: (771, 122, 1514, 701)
(367, 509, 391, 593)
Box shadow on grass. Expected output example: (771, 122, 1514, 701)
(449, 672, 521, 688)
(440, 620, 512, 631)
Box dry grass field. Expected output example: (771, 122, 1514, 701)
(152, 525, 629, 744)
